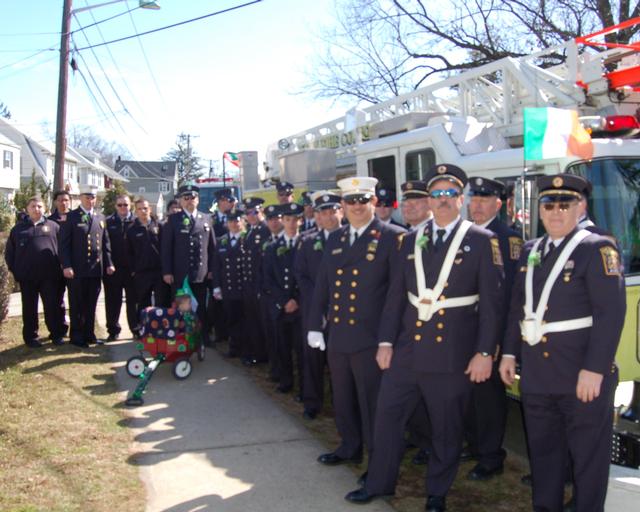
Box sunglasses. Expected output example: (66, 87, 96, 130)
(344, 196, 371, 205)
(428, 188, 460, 199)
(182, 195, 197, 200)
(116, 203, 129, 207)
(541, 201, 576, 212)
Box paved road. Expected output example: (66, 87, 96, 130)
(7, 292, 640, 511)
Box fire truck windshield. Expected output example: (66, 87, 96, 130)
(567, 158, 640, 275)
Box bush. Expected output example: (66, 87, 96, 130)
(0, 235, 13, 323)
(0, 197, 14, 233)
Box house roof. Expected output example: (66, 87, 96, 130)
(115, 160, 177, 181)
(68, 146, 128, 182)
(0, 132, 19, 148)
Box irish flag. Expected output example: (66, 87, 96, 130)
(524, 108, 594, 161)
(223, 152, 240, 167)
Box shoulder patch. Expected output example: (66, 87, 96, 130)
(508, 237, 523, 260)
(490, 238, 503, 266)
(599, 246, 621, 276)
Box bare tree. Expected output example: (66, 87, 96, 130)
(304, 0, 640, 104)
(68, 125, 132, 168)
(163, 133, 203, 187)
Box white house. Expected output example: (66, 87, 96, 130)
(0, 132, 20, 201)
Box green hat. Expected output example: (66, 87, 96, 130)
(175, 277, 198, 312)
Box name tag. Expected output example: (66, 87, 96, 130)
(332, 248, 343, 255)
(136, 232, 144, 237)
(180, 229, 190, 234)
(407, 254, 415, 260)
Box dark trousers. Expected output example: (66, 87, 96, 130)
(208, 298, 228, 343)
(365, 366, 472, 497)
(55, 275, 69, 336)
(223, 297, 245, 356)
(275, 313, 303, 391)
(327, 347, 381, 459)
(243, 291, 268, 361)
(302, 331, 327, 413)
(465, 364, 507, 469)
(103, 269, 137, 336)
(68, 277, 101, 344)
(133, 271, 164, 324)
(260, 294, 279, 380)
(19, 279, 63, 344)
(406, 399, 431, 449)
(522, 373, 617, 512)
(172, 280, 210, 345)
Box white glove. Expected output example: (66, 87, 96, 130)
(307, 331, 326, 351)
(213, 287, 222, 300)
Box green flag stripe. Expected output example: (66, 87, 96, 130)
(523, 108, 549, 161)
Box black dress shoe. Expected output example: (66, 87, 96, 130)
(459, 446, 476, 462)
(520, 473, 532, 486)
(412, 447, 430, 465)
(25, 339, 43, 348)
(345, 488, 392, 504)
(302, 409, 317, 420)
(106, 333, 118, 342)
(70, 340, 89, 348)
(317, 452, 362, 465)
(425, 495, 446, 511)
(357, 471, 367, 486)
(276, 384, 292, 394)
(467, 463, 503, 481)
(95, 338, 105, 346)
(51, 338, 65, 346)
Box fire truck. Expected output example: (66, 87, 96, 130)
(264, 19, 640, 429)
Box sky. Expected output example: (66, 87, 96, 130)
(0, 0, 348, 173)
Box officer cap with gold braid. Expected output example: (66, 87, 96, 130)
(424, 163, 468, 190)
(401, 180, 429, 199)
(537, 174, 589, 203)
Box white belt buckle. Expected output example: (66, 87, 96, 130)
(520, 318, 540, 346)
(418, 289, 435, 322)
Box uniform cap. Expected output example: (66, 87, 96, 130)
(424, 164, 468, 190)
(311, 190, 342, 210)
(279, 202, 304, 217)
(276, 181, 294, 194)
(264, 204, 281, 219)
(537, 174, 589, 202)
(400, 181, 429, 200)
(376, 188, 396, 207)
(242, 196, 265, 210)
(178, 183, 199, 197)
(215, 188, 237, 202)
(301, 191, 314, 206)
(468, 177, 505, 198)
(337, 176, 378, 199)
(79, 184, 98, 196)
(226, 207, 245, 221)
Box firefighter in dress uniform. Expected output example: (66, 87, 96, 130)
(263, 203, 305, 395)
(294, 191, 344, 420)
(260, 204, 285, 381)
(375, 187, 406, 228)
(161, 183, 217, 346)
(59, 184, 115, 348)
(240, 197, 271, 364)
(345, 165, 504, 512)
(103, 194, 136, 341)
(308, 176, 405, 471)
(276, 181, 295, 204)
(499, 174, 625, 512)
(48, 189, 72, 337)
(462, 176, 523, 480)
(300, 191, 318, 234)
(213, 208, 247, 360)
(126, 198, 163, 328)
(5, 196, 65, 347)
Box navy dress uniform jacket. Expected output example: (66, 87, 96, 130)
(263, 236, 300, 319)
(503, 229, 626, 394)
(215, 233, 245, 301)
(486, 217, 522, 311)
(212, 210, 229, 238)
(5, 218, 60, 281)
(294, 230, 327, 330)
(379, 219, 505, 372)
(242, 222, 270, 294)
(59, 207, 113, 277)
(309, 218, 405, 354)
(161, 210, 217, 285)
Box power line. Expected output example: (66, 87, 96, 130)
(0, 46, 58, 72)
(71, 4, 141, 36)
(74, 0, 264, 51)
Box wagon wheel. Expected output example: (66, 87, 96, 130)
(172, 358, 192, 380)
(126, 356, 146, 378)
(197, 342, 205, 362)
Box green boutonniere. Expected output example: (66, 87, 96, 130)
(313, 239, 323, 251)
(240, 230, 247, 238)
(262, 241, 270, 252)
(277, 245, 290, 257)
(221, 237, 228, 246)
(528, 251, 541, 267)
(81, 213, 90, 223)
(182, 216, 190, 226)
(417, 235, 429, 250)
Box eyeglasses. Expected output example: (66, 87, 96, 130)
(541, 201, 576, 212)
(428, 188, 460, 199)
(344, 196, 371, 205)
(116, 203, 129, 207)
(182, 195, 197, 200)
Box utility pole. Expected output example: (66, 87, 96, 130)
(54, 0, 73, 192)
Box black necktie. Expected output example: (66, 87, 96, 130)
(546, 241, 555, 259)
(434, 229, 446, 251)
(288, 239, 293, 249)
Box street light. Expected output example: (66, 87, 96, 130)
(53, 0, 160, 192)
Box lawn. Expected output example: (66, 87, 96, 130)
(0, 317, 145, 512)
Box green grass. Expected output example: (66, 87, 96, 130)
(0, 317, 145, 512)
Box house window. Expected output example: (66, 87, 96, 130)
(3, 150, 13, 169)
(138, 186, 146, 194)
(122, 168, 130, 178)
(159, 181, 169, 193)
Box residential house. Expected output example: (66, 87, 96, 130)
(114, 159, 178, 212)
(73, 148, 128, 192)
(0, 132, 20, 201)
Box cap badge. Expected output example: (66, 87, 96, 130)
(437, 165, 447, 174)
(552, 177, 564, 188)
(406, 182, 414, 190)
(379, 190, 386, 196)
(475, 178, 482, 185)
(323, 195, 329, 201)
(352, 178, 360, 186)
(290, 204, 296, 210)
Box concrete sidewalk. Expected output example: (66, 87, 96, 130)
(7, 291, 640, 510)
